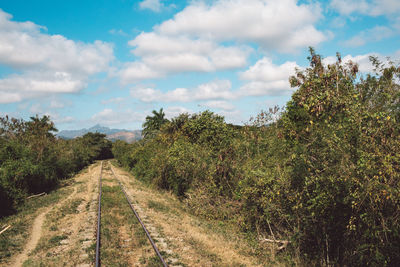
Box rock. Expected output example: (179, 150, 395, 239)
(60, 239, 70, 245)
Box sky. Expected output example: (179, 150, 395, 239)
(0, 0, 399, 130)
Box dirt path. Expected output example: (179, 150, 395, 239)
(12, 186, 78, 267)
(10, 162, 101, 267)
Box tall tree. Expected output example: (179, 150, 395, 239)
(142, 108, 169, 138)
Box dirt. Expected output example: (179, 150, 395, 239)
(10, 162, 101, 266)
(11, 185, 78, 267)
(7, 161, 263, 266)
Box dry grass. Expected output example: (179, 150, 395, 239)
(16, 162, 101, 266)
(112, 162, 267, 266)
(0, 186, 74, 267)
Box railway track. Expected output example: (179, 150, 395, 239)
(95, 161, 168, 267)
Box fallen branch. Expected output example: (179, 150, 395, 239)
(26, 192, 46, 199)
(0, 225, 11, 235)
(260, 238, 290, 250)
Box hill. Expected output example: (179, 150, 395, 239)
(57, 124, 142, 143)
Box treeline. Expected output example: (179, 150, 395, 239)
(113, 50, 399, 266)
(0, 116, 112, 217)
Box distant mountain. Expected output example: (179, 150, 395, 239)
(57, 124, 142, 143)
(107, 131, 142, 143)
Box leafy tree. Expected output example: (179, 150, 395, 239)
(0, 116, 114, 217)
(142, 108, 169, 138)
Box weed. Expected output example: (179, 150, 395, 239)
(147, 200, 170, 213)
(0, 187, 72, 264)
(49, 235, 68, 245)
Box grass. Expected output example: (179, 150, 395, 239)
(111, 162, 269, 266)
(0, 186, 73, 265)
(48, 235, 68, 245)
(147, 200, 171, 213)
(59, 198, 84, 216)
(100, 175, 163, 266)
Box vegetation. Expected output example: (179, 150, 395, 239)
(142, 108, 169, 138)
(0, 116, 112, 217)
(113, 49, 400, 266)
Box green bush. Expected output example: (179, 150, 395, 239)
(0, 116, 113, 217)
(112, 49, 400, 265)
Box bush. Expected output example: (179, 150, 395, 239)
(0, 115, 113, 217)
(112, 49, 400, 265)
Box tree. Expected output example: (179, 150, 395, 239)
(142, 108, 169, 138)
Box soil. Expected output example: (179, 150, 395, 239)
(7, 161, 263, 266)
(10, 162, 101, 266)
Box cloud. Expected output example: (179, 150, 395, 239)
(50, 99, 67, 109)
(101, 97, 125, 105)
(343, 26, 394, 47)
(0, 71, 87, 103)
(330, 0, 400, 17)
(109, 29, 128, 36)
(164, 106, 192, 119)
(129, 58, 303, 102)
(139, 0, 163, 12)
(0, 91, 22, 103)
(323, 53, 380, 73)
(203, 100, 235, 111)
(156, 0, 326, 53)
(239, 57, 299, 96)
(90, 108, 144, 126)
(120, 33, 250, 83)
(0, 9, 114, 103)
(131, 80, 234, 103)
(119, 0, 325, 83)
(119, 62, 164, 83)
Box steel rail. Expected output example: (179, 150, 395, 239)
(95, 161, 103, 267)
(110, 165, 168, 267)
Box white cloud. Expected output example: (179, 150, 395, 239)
(139, 0, 163, 12)
(156, 0, 326, 52)
(0, 9, 114, 103)
(101, 97, 125, 105)
(203, 100, 235, 111)
(164, 106, 192, 119)
(119, 62, 163, 84)
(343, 26, 394, 47)
(330, 0, 400, 17)
(90, 108, 144, 126)
(120, 33, 250, 82)
(109, 29, 128, 36)
(239, 57, 299, 96)
(241, 58, 298, 82)
(131, 80, 234, 103)
(130, 57, 303, 102)
(52, 115, 74, 124)
(0, 91, 22, 103)
(239, 80, 294, 96)
(43, 112, 74, 125)
(323, 53, 379, 73)
(194, 80, 234, 100)
(120, 0, 325, 83)
(50, 99, 67, 109)
(330, 0, 370, 16)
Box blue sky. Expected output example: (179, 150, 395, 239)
(0, 0, 399, 130)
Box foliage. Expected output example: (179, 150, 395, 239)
(142, 108, 169, 138)
(0, 116, 112, 217)
(114, 49, 400, 265)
